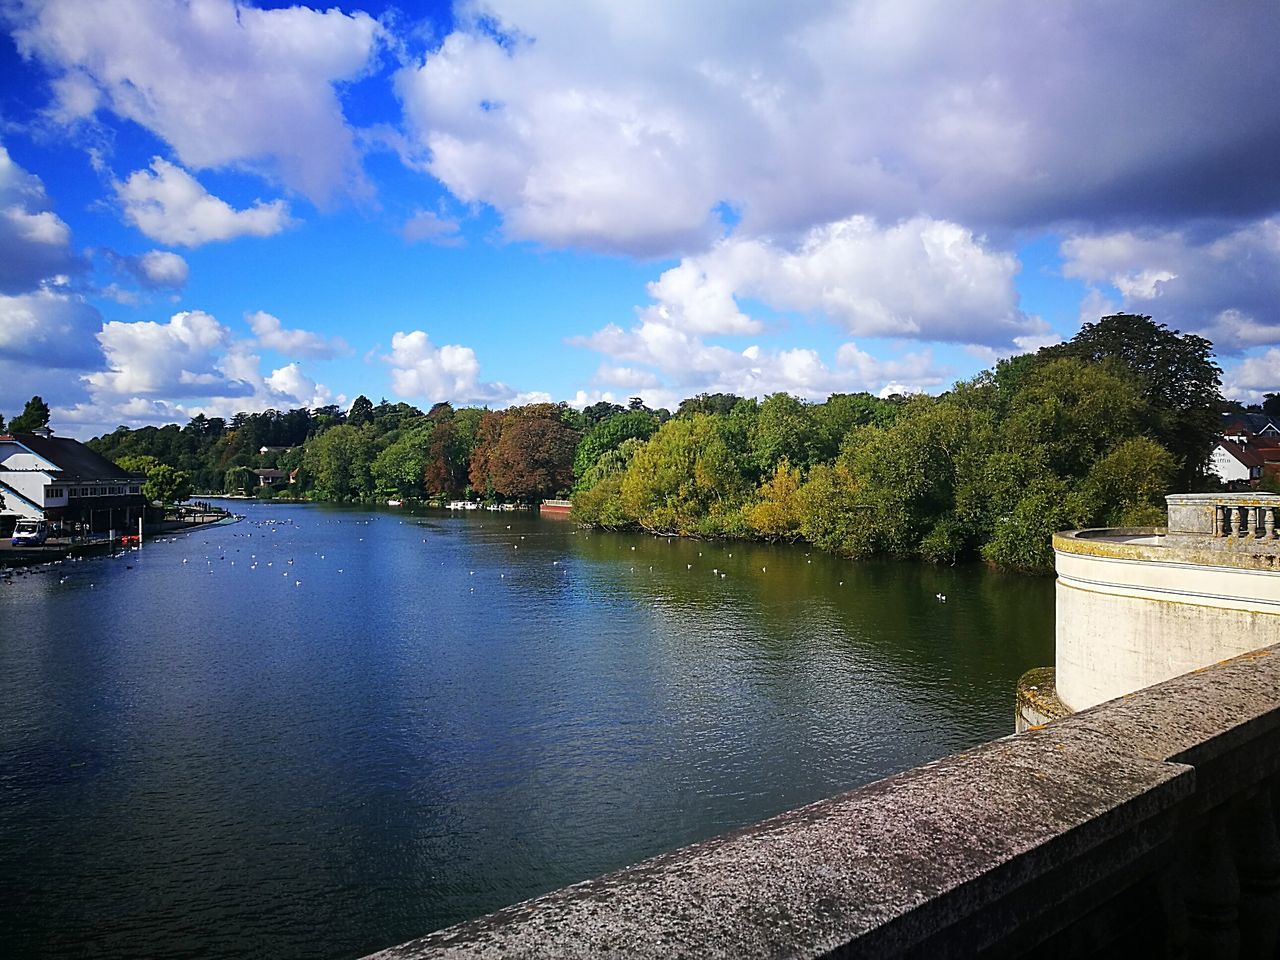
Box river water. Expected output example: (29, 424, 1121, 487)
(0, 501, 1053, 958)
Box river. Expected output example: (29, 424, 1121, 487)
(0, 501, 1053, 958)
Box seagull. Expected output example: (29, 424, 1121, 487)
(936, 593, 947, 602)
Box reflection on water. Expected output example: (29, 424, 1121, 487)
(0, 502, 1053, 958)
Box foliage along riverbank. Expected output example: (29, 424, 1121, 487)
(84, 315, 1229, 572)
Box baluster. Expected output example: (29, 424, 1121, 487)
(1265, 507, 1277, 540)
(1186, 807, 1240, 960)
(1235, 505, 1250, 538)
(1233, 785, 1280, 956)
(1218, 504, 1230, 536)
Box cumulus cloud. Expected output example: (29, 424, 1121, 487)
(115, 158, 293, 246)
(67, 309, 343, 435)
(12, 0, 384, 201)
(0, 143, 83, 293)
(384, 329, 521, 404)
(1062, 217, 1280, 351)
(643, 216, 1043, 346)
(247, 310, 347, 359)
(0, 289, 104, 368)
(1222, 349, 1280, 404)
(103, 248, 190, 292)
(86, 309, 242, 396)
(394, 0, 1280, 254)
(575, 317, 948, 402)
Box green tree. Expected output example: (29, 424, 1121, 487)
(348, 395, 374, 428)
(143, 464, 194, 506)
(303, 425, 374, 500)
(619, 414, 754, 535)
(115, 454, 161, 475)
(1263, 393, 1280, 418)
(1039, 314, 1221, 486)
(224, 465, 257, 495)
(751, 393, 818, 474)
(9, 395, 51, 432)
(371, 426, 432, 499)
(747, 460, 804, 539)
(573, 410, 659, 487)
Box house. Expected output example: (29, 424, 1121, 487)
(1221, 411, 1280, 442)
(1210, 438, 1266, 485)
(253, 468, 287, 487)
(0, 427, 146, 534)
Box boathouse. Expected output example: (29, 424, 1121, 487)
(0, 428, 146, 536)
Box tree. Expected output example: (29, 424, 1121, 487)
(1264, 393, 1280, 418)
(495, 417, 578, 500)
(143, 464, 193, 506)
(573, 410, 659, 487)
(348, 395, 374, 428)
(751, 393, 818, 474)
(371, 426, 431, 499)
(224, 465, 257, 495)
(303, 425, 374, 500)
(9, 395, 51, 432)
(1039, 314, 1222, 487)
(115, 454, 161, 475)
(676, 392, 742, 417)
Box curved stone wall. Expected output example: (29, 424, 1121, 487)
(1054, 529, 1280, 712)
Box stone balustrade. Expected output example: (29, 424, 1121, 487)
(366, 643, 1280, 960)
(1167, 492, 1280, 547)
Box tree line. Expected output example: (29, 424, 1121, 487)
(75, 314, 1240, 570)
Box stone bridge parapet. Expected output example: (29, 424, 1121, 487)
(366, 643, 1280, 959)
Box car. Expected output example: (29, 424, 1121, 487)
(11, 519, 50, 546)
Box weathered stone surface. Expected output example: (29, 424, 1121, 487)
(1014, 667, 1070, 732)
(365, 644, 1280, 960)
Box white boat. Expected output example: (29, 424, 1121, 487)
(387, 499, 403, 507)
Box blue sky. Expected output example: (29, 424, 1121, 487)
(1, 0, 1278, 439)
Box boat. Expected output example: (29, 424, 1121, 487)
(387, 499, 403, 507)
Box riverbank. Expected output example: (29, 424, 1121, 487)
(0, 509, 239, 567)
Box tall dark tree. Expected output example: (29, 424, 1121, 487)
(1039, 314, 1222, 487)
(1264, 393, 1280, 418)
(677, 392, 742, 418)
(348, 395, 375, 428)
(9, 395, 51, 432)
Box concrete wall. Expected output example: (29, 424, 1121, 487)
(1053, 530, 1280, 712)
(366, 644, 1280, 959)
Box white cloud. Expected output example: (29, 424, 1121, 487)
(403, 209, 462, 245)
(13, 0, 384, 201)
(394, 1, 1280, 254)
(1222, 349, 1280, 403)
(247, 310, 346, 359)
(643, 216, 1043, 346)
(86, 309, 238, 396)
(592, 365, 660, 389)
(1062, 217, 1280, 351)
(68, 309, 344, 435)
(0, 143, 82, 293)
(0, 289, 103, 368)
(384, 329, 520, 404)
(575, 317, 948, 402)
(136, 250, 189, 288)
(116, 158, 293, 246)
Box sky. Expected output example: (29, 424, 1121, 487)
(1, 0, 1278, 440)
